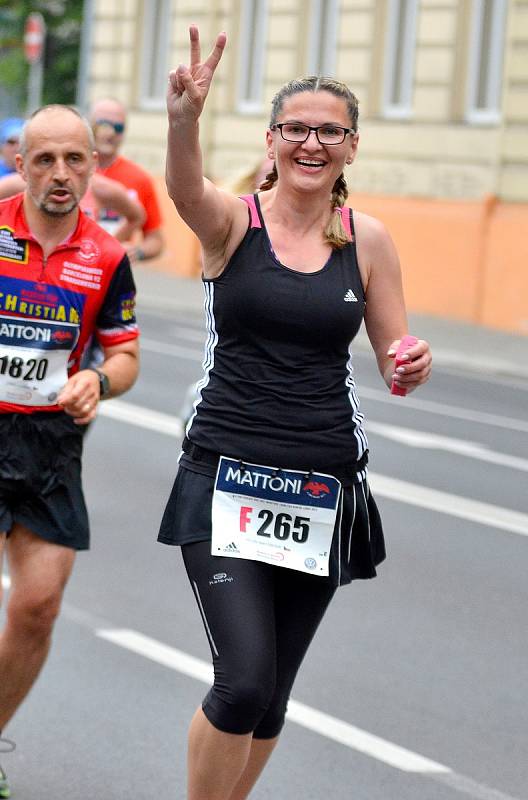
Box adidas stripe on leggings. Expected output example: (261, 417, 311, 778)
(182, 540, 336, 738)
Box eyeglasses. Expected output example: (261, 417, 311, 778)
(95, 119, 125, 134)
(271, 122, 355, 145)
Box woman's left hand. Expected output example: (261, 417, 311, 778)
(386, 337, 432, 393)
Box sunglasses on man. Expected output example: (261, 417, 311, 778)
(95, 119, 125, 134)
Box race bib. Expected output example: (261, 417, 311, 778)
(0, 315, 78, 406)
(211, 457, 341, 576)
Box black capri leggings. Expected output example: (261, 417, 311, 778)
(182, 541, 336, 738)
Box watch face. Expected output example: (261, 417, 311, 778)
(98, 370, 110, 398)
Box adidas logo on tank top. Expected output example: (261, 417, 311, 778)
(344, 289, 358, 302)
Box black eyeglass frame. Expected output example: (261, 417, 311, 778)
(270, 122, 356, 145)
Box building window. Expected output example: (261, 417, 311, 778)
(238, 0, 268, 113)
(466, 0, 507, 124)
(140, 0, 172, 109)
(307, 0, 340, 76)
(382, 0, 418, 119)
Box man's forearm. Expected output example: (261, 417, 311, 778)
(100, 349, 139, 397)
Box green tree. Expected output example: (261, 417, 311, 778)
(0, 0, 84, 113)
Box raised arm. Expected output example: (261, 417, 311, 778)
(355, 212, 432, 393)
(165, 25, 248, 276)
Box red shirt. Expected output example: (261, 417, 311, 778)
(0, 193, 139, 413)
(97, 155, 162, 234)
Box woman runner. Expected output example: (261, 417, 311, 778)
(159, 26, 432, 800)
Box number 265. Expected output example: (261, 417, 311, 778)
(257, 510, 310, 543)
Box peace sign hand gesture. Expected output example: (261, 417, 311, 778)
(167, 25, 227, 123)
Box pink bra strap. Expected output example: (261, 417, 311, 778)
(337, 205, 352, 240)
(240, 194, 262, 228)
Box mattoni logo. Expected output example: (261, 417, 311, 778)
(51, 329, 75, 344)
(303, 481, 330, 499)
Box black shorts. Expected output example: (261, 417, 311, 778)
(158, 459, 385, 586)
(0, 412, 89, 550)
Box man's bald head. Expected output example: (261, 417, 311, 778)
(90, 98, 127, 126)
(19, 105, 95, 157)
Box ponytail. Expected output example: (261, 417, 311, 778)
(258, 163, 278, 192)
(325, 173, 350, 248)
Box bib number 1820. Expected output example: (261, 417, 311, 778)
(239, 507, 311, 543)
(0, 354, 49, 381)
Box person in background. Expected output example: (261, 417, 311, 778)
(0, 119, 24, 178)
(229, 156, 275, 196)
(0, 104, 140, 799)
(90, 98, 164, 263)
(160, 27, 432, 800)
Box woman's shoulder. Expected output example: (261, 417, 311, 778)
(349, 208, 390, 239)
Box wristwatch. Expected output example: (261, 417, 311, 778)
(90, 368, 111, 399)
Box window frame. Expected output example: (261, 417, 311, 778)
(382, 0, 419, 120)
(306, 0, 340, 77)
(139, 0, 172, 110)
(465, 0, 507, 125)
(237, 0, 269, 114)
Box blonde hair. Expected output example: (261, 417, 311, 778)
(231, 162, 268, 195)
(263, 76, 359, 248)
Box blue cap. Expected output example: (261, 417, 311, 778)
(0, 117, 25, 144)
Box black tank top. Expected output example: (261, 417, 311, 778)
(185, 193, 368, 485)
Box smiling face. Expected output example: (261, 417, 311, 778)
(266, 90, 358, 195)
(17, 107, 95, 218)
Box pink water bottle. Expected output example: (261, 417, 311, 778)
(391, 335, 418, 396)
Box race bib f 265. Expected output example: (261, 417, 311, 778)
(212, 457, 341, 576)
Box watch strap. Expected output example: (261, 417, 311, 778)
(89, 367, 110, 399)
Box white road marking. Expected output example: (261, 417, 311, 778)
(140, 336, 203, 361)
(285, 700, 449, 773)
(360, 386, 528, 434)
(97, 627, 449, 774)
(98, 399, 183, 437)
(170, 326, 207, 342)
(369, 474, 528, 537)
(367, 421, 528, 472)
(98, 401, 528, 537)
(95, 627, 524, 800)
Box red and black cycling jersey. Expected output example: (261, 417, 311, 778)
(0, 193, 139, 413)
